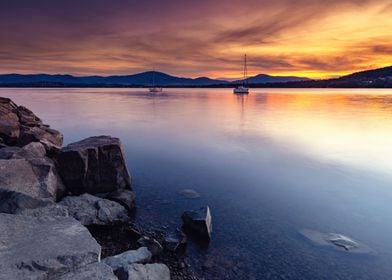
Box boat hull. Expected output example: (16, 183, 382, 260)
(149, 87, 163, 93)
(233, 87, 249, 94)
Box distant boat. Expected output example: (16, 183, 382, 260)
(149, 69, 163, 93)
(233, 55, 249, 94)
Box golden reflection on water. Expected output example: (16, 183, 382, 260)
(231, 89, 392, 173)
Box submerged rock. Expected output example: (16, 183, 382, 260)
(103, 247, 152, 271)
(115, 263, 170, 280)
(300, 229, 374, 254)
(137, 236, 163, 256)
(182, 206, 212, 240)
(179, 189, 201, 199)
(58, 262, 117, 280)
(56, 136, 131, 195)
(0, 213, 101, 279)
(59, 193, 130, 226)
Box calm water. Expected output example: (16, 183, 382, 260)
(2, 88, 392, 279)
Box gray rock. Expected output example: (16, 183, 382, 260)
(0, 213, 101, 280)
(182, 206, 212, 240)
(12, 142, 47, 159)
(0, 97, 20, 145)
(137, 236, 163, 256)
(103, 247, 152, 271)
(18, 125, 63, 154)
(101, 190, 136, 212)
(56, 136, 131, 195)
(15, 204, 69, 217)
(115, 263, 170, 280)
(59, 193, 130, 226)
(58, 262, 117, 280)
(0, 158, 65, 213)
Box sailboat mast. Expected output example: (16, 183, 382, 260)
(244, 54, 247, 86)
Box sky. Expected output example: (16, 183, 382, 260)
(0, 0, 391, 79)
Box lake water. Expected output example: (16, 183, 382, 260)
(2, 88, 392, 279)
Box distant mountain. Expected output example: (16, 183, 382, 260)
(234, 74, 309, 84)
(0, 71, 229, 87)
(262, 66, 392, 88)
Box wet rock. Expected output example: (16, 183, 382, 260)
(0, 97, 20, 145)
(182, 206, 212, 240)
(56, 136, 131, 195)
(115, 263, 170, 280)
(18, 125, 63, 154)
(164, 232, 187, 252)
(103, 247, 152, 271)
(137, 236, 163, 256)
(58, 262, 117, 280)
(179, 189, 200, 199)
(0, 158, 65, 213)
(59, 193, 130, 226)
(101, 189, 136, 212)
(0, 213, 101, 279)
(15, 204, 69, 217)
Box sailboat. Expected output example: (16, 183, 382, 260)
(233, 54, 249, 94)
(149, 69, 163, 93)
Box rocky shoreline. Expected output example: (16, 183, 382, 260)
(0, 97, 211, 280)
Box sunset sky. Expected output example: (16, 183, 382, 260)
(0, 0, 391, 79)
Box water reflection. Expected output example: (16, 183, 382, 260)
(1, 88, 392, 279)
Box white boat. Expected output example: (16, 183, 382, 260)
(148, 69, 163, 93)
(233, 54, 249, 94)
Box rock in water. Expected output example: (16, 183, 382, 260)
(137, 236, 163, 256)
(58, 262, 117, 280)
(0, 158, 65, 214)
(115, 263, 170, 280)
(182, 206, 212, 240)
(0, 213, 101, 279)
(103, 247, 152, 271)
(164, 232, 187, 252)
(59, 193, 130, 226)
(56, 136, 131, 195)
(179, 189, 201, 199)
(101, 189, 136, 212)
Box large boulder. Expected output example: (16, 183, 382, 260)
(0, 97, 20, 145)
(58, 262, 118, 280)
(56, 136, 131, 195)
(0, 213, 101, 280)
(59, 193, 130, 226)
(182, 206, 212, 240)
(115, 263, 170, 280)
(0, 158, 66, 214)
(103, 247, 152, 271)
